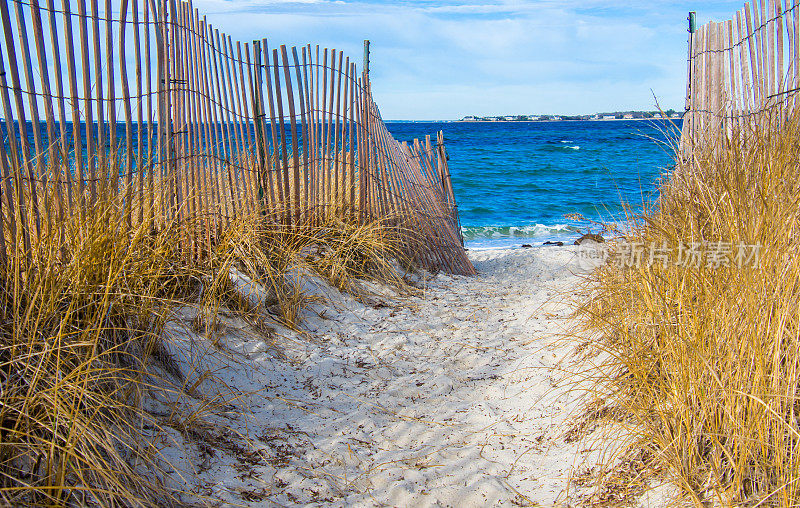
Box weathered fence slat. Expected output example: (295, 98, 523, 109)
(209, 26, 235, 218)
(30, 0, 63, 230)
(333, 51, 343, 213)
(280, 45, 301, 222)
(184, 1, 203, 256)
(132, 0, 145, 223)
(61, 0, 80, 211)
(261, 38, 281, 213)
(15, 0, 51, 232)
(46, 0, 69, 209)
(191, 5, 212, 250)
(2, 0, 42, 238)
(236, 40, 255, 214)
(120, 0, 135, 222)
(201, 17, 227, 226)
(227, 36, 250, 215)
(0, 42, 17, 260)
(299, 46, 312, 218)
(105, 0, 117, 193)
(251, 40, 272, 212)
(271, 47, 290, 222)
(321, 48, 331, 213)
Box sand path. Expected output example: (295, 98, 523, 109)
(160, 246, 599, 506)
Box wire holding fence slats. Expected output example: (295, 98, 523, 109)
(0, 0, 475, 276)
(682, 0, 800, 152)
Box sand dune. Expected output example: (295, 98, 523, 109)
(152, 246, 623, 506)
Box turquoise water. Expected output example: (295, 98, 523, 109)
(385, 120, 680, 249)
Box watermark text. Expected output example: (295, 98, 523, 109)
(577, 241, 761, 270)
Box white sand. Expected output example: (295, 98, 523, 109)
(150, 245, 618, 506)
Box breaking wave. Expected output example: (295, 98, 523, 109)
(461, 224, 581, 241)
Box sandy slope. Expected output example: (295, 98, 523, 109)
(153, 246, 609, 507)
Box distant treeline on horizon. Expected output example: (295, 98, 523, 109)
(460, 110, 684, 122)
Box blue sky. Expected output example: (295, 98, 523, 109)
(186, 0, 752, 120)
(36, 0, 760, 121)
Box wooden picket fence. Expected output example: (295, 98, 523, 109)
(681, 0, 800, 150)
(0, 0, 475, 276)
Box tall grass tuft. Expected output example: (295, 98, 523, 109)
(0, 192, 188, 507)
(581, 114, 800, 506)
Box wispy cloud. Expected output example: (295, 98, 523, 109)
(190, 0, 749, 119)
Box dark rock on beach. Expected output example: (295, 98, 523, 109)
(574, 233, 605, 245)
(521, 244, 533, 248)
(543, 241, 564, 246)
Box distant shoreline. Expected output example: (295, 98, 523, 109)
(384, 117, 683, 123)
(454, 117, 681, 123)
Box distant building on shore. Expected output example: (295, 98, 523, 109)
(457, 109, 685, 123)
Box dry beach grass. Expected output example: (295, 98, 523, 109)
(580, 114, 800, 506)
(0, 175, 415, 506)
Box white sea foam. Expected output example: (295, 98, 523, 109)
(461, 224, 579, 241)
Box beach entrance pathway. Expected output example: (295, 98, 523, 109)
(159, 247, 602, 506)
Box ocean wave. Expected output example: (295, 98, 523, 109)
(461, 224, 581, 241)
(541, 144, 580, 152)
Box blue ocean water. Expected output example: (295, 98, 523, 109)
(386, 120, 681, 249)
(1, 118, 678, 249)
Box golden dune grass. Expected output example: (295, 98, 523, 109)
(0, 156, 417, 505)
(581, 114, 800, 506)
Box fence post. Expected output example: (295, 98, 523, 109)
(437, 131, 462, 246)
(363, 39, 370, 81)
(683, 11, 696, 152)
(686, 11, 696, 112)
(361, 40, 371, 221)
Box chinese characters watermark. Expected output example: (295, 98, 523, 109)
(577, 241, 761, 270)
